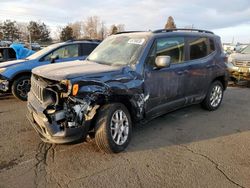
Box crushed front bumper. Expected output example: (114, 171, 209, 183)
(27, 92, 88, 144)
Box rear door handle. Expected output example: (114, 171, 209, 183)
(206, 64, 215, 68)
(177, 71, 183, 75)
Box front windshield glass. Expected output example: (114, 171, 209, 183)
(87, 34, 148, 66)
(241, 45, 250, 54)
(26, 43, 62, 60)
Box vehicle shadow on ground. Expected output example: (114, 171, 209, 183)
(0, 94, 13, 101)
(126, 101, 250, 152)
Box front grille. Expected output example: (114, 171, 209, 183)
(31, 76, 45, 103)
(234, 61, 250, 67)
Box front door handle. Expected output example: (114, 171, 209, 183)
(177, 70, 189, 75)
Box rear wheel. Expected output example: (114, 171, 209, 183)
(11, 75, 31, 101)
(95, 103, 132, 153)
(201, 81, 224, 111)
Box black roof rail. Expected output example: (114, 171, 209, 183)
(115, 31, 145, 35)
(153, 28, 214, 34)
(65, 39, 102, 43)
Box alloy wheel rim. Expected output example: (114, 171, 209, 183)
(16, 79, 31, 98)
(110, 110, 129, 145)
(210, 85, 222, 107)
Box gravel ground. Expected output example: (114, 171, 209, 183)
(0, 87, 250, 188)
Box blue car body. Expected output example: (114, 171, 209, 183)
(0, 40, 100, 99)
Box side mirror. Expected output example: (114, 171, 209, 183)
(155, 56, 171, 69)
(50, 54, 59, 63)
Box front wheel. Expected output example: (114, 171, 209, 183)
(11, 75, 31, 101)
(95, 103, 132, 153)
(201, 81, 224, 111)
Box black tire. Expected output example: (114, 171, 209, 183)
(11, 75, 31, 101)
(95, 103, 132, 153)
(201, 81, 224, 111)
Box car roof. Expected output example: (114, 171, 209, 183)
(115, 28, 219, 39)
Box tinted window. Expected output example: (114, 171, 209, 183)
(82, 43, 98, 55)
(42, 44, 79, 61)
(8, 48, 16, 58)
(0, 49, 4, 61)
(189, 37, 207, 60)
(209, 39, 215, 53)
(156, 37, 185, 64)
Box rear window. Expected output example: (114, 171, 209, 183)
(82, 43, 98, 56)
(189, 37, 208, 60)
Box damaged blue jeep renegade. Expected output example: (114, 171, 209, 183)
(27, 29, 228, 153)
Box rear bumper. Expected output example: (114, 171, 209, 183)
(27, 92, 86, 144)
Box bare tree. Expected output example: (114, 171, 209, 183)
(53, 25, 63, 41)
(82, 16, 100, 39)
(165, 16, 176, 29)
(117, 24, 125, 32)
(16, 22, 28, 42)
(98, 21, 108, 40)
(110, 25, 118, 35)
(109, 24, 125, 35)
(69, 21, 82, 39)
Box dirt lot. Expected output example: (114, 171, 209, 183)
(0, 87, 250, 188)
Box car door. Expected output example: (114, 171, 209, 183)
(40, 44, 80, 65)
(144, 36, 189, 118)
(184, 37, 216, 100)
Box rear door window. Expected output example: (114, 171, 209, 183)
(189, 37, 208, 60)
(209, 38, 215, 54)
(81, 43, 98, 56)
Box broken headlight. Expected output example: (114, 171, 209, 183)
(60, 80, 72, 97)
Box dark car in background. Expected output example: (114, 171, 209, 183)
(27, 29, 228, 153)
(0, 40, 100, 100)
(0, 47, 16, 63)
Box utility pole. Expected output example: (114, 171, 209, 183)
(28, 30, 32, 49)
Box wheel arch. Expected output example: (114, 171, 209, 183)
(212, 75, 228, 90)
(9, 72, 32, 87)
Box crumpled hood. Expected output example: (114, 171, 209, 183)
(0, 59, 27, 68)
(229, 53, 250, 61)
(32, 60, 123, 80)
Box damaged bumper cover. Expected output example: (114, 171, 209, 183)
(27, 91, 94, 144)
(227, 62, 250, 81)
(0, 77, 9, 92)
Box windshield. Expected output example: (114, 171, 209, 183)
(87, 34, 148, 66)
(26, 43, 62, 60)
(241, 45, 250, 54)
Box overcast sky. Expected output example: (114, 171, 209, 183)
(0, 0, 250, 43)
